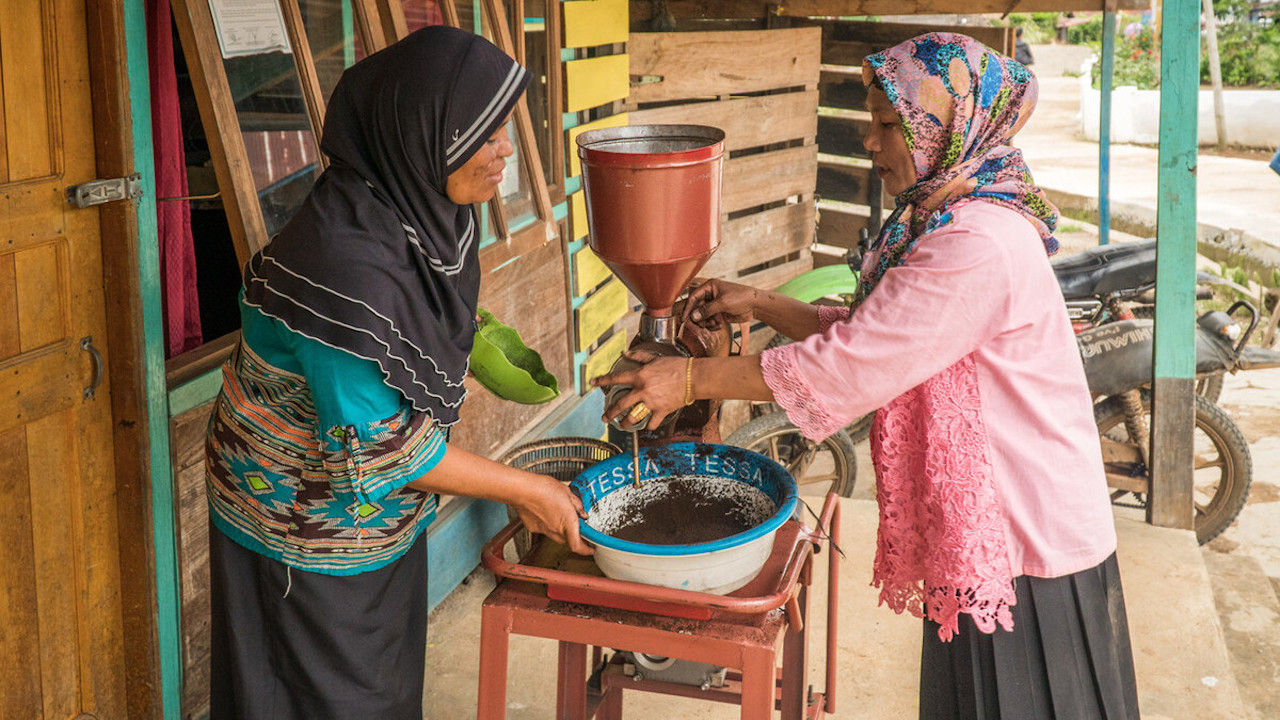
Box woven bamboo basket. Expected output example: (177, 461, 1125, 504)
(498, 436, 621, 555)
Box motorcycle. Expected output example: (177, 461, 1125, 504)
(1051, 236, 1256, 402)
(1077, 299, 1280, 543)
(726, 236, 1280, 542)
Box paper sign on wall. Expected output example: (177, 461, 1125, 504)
(208, 0, 292, 58)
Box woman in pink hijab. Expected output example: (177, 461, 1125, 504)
(596, 33, 1139, 719)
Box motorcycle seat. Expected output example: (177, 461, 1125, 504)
(1052, 238, 1157, 300)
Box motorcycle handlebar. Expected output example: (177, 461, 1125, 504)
(1225, 300, 1260, 355)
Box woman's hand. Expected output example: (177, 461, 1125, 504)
(591, 352, 687, 431)
(682, 279, 760, 331)
(511, 474, 593, 555)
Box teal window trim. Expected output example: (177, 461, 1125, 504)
(124, 1, 182, 717)
(477, 202, 497, 248)
(552, 200, 568, 222)
(342, 0, 355, 68)
(506, 210, 539, 235)
(564, 175, 581, 196)
(168, 368, 224, 417)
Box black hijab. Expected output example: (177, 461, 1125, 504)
(244, 26, 529, 425)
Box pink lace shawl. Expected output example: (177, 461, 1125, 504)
(870, 354, 1016, 641)
(762, 306, 1017, 640)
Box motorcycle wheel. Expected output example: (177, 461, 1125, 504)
(761, 330, 875, 444)
(725, 410, 857, 498)
(1093, 392, 1252, 545)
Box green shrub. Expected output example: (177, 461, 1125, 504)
(1068, 14, 1106, 45)
(1006, 12, 1059, 44)
(1091, 18, 1161, 90)
(1201, 0, 1280, 88)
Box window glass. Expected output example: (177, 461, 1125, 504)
(496, 118, 537, 234)
(300, 0, 366, 107)
(222, 50, 322, 238)
(400, 0, 446, 31)
(521, 0, 559, 193)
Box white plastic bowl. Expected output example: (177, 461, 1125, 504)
(571, 443, 798, 595)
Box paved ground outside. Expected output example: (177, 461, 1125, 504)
(1019, 44, 1280, 250)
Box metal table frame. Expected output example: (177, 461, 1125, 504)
(476, 494, 840, 719)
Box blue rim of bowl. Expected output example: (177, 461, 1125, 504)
(574, 442, 799, 556)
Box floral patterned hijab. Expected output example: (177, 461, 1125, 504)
(856, 32, 1059, 305)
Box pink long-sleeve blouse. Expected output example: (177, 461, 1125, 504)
(761, 200, 1117, 587)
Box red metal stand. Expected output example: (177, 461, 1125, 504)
(476, 494, 841, 719)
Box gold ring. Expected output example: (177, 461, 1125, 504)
(628, 401, 651, 422)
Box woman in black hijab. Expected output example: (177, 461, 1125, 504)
(206, 26, 586, 718)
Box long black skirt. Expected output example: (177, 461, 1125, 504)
(920, 553, 1139, 720)
(209, 526, 429, 720)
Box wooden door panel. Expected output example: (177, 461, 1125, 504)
(26, 414, 82, 720)
(0, 0, 128, 717)
(0, 0, 57, 182)
(0, 426, 45, 714)
(0, 341, 83, 434)
(13, 241, 70, 353)
(0, 253, 19, 357)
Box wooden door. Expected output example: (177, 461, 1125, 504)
(0, 0, 129, 717)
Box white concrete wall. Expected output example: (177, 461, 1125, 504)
(1078, 64, 1280, 148)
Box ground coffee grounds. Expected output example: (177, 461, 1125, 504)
(587, 475, 774, 546)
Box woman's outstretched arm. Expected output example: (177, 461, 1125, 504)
(683, 279, 823, 341)
(408, 448, 591, 555)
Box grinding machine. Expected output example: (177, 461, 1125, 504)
(576, 124, 731, 443)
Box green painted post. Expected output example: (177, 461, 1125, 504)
(1099, 12, 1116, 245)
(122, 2, 184, 716)
(1151, 0, 1200, 531)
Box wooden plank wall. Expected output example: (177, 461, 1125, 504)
(562, 0, 634, 392)
(452, 238, 574, 455)
(625, 27, 821, 293)
(170, 403, 214, 719)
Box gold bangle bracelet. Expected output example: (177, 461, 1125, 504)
(683, 357, 695, 406)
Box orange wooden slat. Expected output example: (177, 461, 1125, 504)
(627, 28, 821, 105)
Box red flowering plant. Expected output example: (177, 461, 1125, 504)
(1090, 13, 1160, 90)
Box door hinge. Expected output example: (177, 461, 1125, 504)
(66, 174, 143, 209)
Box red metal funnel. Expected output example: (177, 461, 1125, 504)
(577, 125, 725, 317)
